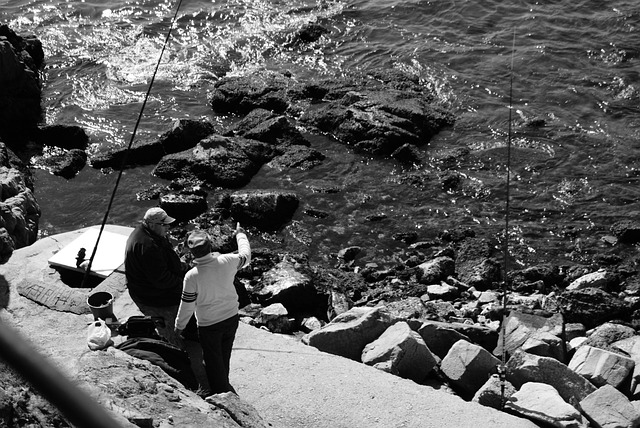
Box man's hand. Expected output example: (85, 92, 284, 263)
(234, 222, 246, 236)
(173, 327, 186, 349)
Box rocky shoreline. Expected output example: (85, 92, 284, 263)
(3, 23, 640, 427)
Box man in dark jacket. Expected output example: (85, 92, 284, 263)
(125, 207, 185, 307)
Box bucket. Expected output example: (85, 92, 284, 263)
(87, 291, 114, 320)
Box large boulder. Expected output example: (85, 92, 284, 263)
(505, 382, 588, 428)
(0, 25, 43, 140)
(506, 349, 597, 403)
(417, 321, 471, 359)
(208, 70, 291, 115)
(416, 256, 455, 285)
(494, 311, 564, 361)
(152, 135, 277, 188)
(567, 345, 635, 389)
(92, 119, 215, 169)
(255, 257, 324, 316)
(302, 306, 399, 360)
(440, 339, 501, 398)
(229, 190, 299, 230)
(361, 321, 438, 383)
(579, 384, 640, 428)
(612, 336, 640, 398)
(557, 287, 636, 329)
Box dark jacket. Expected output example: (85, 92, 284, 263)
(125, 223, 184, 307)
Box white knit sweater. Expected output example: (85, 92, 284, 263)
(175, 233, 250, 329)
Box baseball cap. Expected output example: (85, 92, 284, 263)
(186, 230, 211, 249)
(143, 207, 175, 225)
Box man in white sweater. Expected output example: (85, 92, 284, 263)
(174, 223, 251, 394)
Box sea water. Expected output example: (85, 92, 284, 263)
(1, 0, 639, 267)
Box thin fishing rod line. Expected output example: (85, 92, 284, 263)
(499, 28, 516, 411)
(81, 0, 185, 287)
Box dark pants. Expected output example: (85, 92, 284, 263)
(198, 314, 239, 394)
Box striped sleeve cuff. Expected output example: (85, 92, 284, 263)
(181, 291, 197, 303)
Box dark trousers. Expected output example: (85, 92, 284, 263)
(198, 314, 239, 394)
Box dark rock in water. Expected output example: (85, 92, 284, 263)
(0, 25, 43, 140)
(153, 135, 277, 188)
(37, 148, 87, 179)
(229, 190, 299, 231)
(557, 287, 636, 329)
(91, 119, 215, 169)
(455, 238, 500, 291)
(290, 23, 329, 45)
(610, 220, 640, 244)
(303, 208, 329, 219)
(393, 232, 418, 245)
(208, 70, 291, 115)
(159, 193, 208, 223)
(509, 264, 565, 293)
(268, 145, 325, 170)
(34, 125, 89, 150)
(225, 108, 309, 147)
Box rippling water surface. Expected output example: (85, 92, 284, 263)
(2, 0, 640, 268)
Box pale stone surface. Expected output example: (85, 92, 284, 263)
(567, 269, 612, 291)
(521, 331, 564, 362)
(440, 339, 500, 397)
(579, 384, 640, 428)
(505, 382, 588, 428)
(418, 321, 471, 359)
(494, 310, 563, 360)
(361, 321, 438, 383)
(612, 336, 640, 398)
(302, 306, 399, 360)
(472, 374, 517, 410)
(568, 345, 635, 388)
(506, 350, 597, 403)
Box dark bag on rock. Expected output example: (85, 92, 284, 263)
(116, 337, 198, 390)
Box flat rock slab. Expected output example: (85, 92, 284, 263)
(7, 225, 132, 314)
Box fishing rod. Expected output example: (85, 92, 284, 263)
(499, 28, 516, 411)
(80, 0, 185, 287)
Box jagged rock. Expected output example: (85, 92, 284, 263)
(208, 70, 291, 115)
(0, 25, 43, 139)
(361, 321, 438, 383)
(390, 143, 423, 165)
(520, 331, 565, 363)
(0, 185, 39, 248)
(557, 287, 635, 329)
(153, 135, 277, 188)
(256, 303, 293, 334)
(494, 311, 564, 361)
(300, 316, 323, 333)
(610, 220, 640, 244)
(454, 238, 499, 291)
(568, 345, 635, 389)
(509, 264, 564, 293)
(34, 124, 89, 150)
(583, 322, 636, 351)
(36, 148, 87, 179)
(302, 306, 399, 360)
(225, 108, 308, 147)
(612, 336, 640, 398)
(567, 269, 618, 291)
(505, 382, 588, 428)
(566, 323, 587, 342)
(579, 384, 640, 428)
(472, 374, 517, 410)
(383, 297, 432, 321)
(255, 257, 323, 315)
(417, 321, 471, 359)
(298, 73, 455, 156)
(416, 256, 455, 284)
(229, 190, 299, 230)
(268, 145, 325, 170)
(328, 290, 352, 320)
(159, 192, 207, 222)
(91, 119, 216, 169)
(506, 349, 597, 403)
(440, 339, 501, 398)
